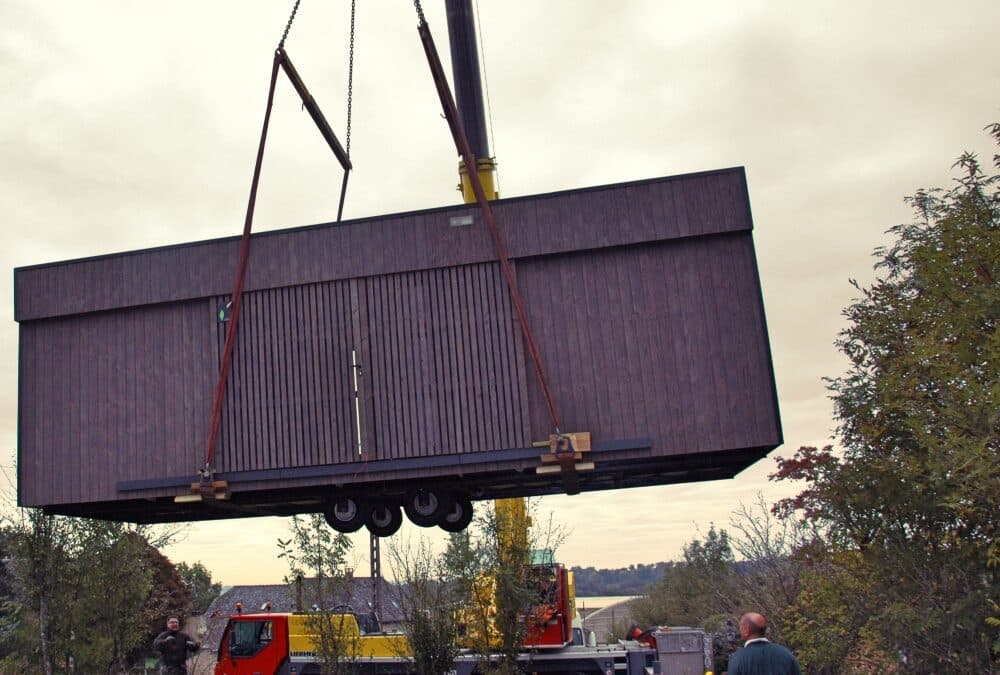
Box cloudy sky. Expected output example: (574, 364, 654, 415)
(2, 1, 998, 586)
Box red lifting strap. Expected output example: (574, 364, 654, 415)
(202, 48, 353, 476)
(416, 18, 563, 434)
(201, 51, 282, 477)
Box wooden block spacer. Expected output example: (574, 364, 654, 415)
(536, 432, 592, 494)
(176, 478, 230, 503)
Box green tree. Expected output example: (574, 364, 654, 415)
(632, 526, 742, 672)
(726, 495, 810, 642)
(176, 561, 222, 614)
(277, 513, 356, 675)
(70, 522, 157, 673)
(488, 503, 535, 675)
(0, 535, 18, 654)
(570, 563, 668, 596)
(633, 500, 814, 673)
(633, 526, 739, 629)
(2, 510, 73, 675)
(387, 536, 463, 675)
(781, 544, 893, 673)
(144, 544, 195, 660)
(773, 124, 1000, 671)
(1, 511, 180, 674)
(443, 500, 566, 675)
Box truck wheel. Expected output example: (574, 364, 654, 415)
(403, 490, 451, 527)
(365, 502, 403, 537)
(438, 496, 473, 532)
(325, 497, 365, 533)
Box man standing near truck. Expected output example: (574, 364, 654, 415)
(726, 612, 801, 675)
(153, 616, 200, 675)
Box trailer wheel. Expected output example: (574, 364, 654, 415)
(325, 497, 365, 533)
(438, 496, 473, 532)
(365, 502, 403, 537)
(403, 490, 451, 527)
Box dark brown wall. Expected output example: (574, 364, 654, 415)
(213, 263, 530, 475)
(19, 300, 216, 504)
(14, 171, 752, 321)
(15, 167, 782, 520)
(517, 234, 776, 457)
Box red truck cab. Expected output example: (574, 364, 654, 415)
(215, 613, 292, 675)
(523, 564, 573, 649)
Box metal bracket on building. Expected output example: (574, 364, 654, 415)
(175, 467, 230, 504)
(536, 431, 593, 495)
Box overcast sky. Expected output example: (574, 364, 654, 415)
(2, 1, 998, 586)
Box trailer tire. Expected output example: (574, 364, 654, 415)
(365, 502, 403, 537)
(325, 497, 365, 533)
(438, 496, 474, 532)
(403, 490, 451, 527)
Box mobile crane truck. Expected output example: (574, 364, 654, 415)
(213, 563, 712, 675)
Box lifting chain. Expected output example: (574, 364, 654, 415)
(278, 0, 303, 49)
(202, 0, 357, 480)
(345, 0, 356, 156)
(413, 0, 427, 26)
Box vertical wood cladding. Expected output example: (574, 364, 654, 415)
(364, 263, 527, 460)
(18, 300, 215, 505)
(211, 263, 528, 475)
(216, 282, 359, 473)
(15, 168, 782, 514)
(516, 234, 775, 454)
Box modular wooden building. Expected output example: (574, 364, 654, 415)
(15, 167, 782, 533)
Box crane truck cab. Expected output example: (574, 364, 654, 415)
(523, 563, 575, 649)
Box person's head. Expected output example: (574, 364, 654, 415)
(739, 612, 767, 640)
(166, 617, 180, 632)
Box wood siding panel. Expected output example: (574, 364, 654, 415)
(15, 170, 753, 321)
(216, 281, 358, 473)
(205, 262, 532, 473)
(18, 301, 214, 506)
(363, 263, 528, 459)
(516, 233, 778, 454)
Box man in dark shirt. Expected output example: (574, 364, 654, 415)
(726, 612, 801, 675)
(152, 616, 200, 675)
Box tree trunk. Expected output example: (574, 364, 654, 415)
(38, 593, 54, 675)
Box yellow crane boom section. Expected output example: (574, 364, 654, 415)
(287, 614, 410, 659)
